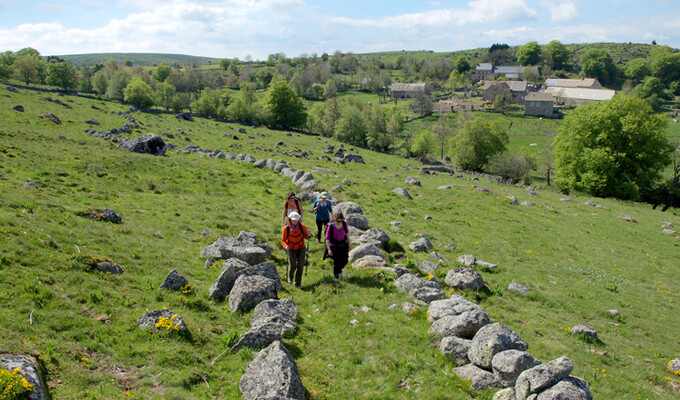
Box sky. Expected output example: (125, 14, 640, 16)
(0, 0, 678, 60)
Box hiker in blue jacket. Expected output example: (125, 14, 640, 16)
(311, 192, 332, 243)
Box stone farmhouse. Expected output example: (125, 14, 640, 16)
(433, 99, 477, 113)
(543, 87, 615, 106)
(475, 64, 539, 82)
(389, 83, 432, 99)
(483, 81, 529, 104)
(524, 92, 555, 118)
(544, 78, 602, 89)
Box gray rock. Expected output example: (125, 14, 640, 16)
(492, 388, 516, 400)
(117, 134, 167, 155)
(445, 267, 485, 291)
(506, 196, 519, 205)
(229, 275, 278, 313)
(239, 341, 305, 400)
(438, 184, 453, 190)
(86, 119, 100, 125)
(476, 260, 498, 270)
(560, 197, 573, 202)
(351, 255, 387, 269)
(454, 363, 498, 390)
(344, 154, 364, 163)
(293, 172, 315, 186)
(424, 215, 433, 220)
(607, 309, 621, 318)
(22, 181, 38, 189)
(458, 254, 477, 266)
(95, 261, 123, 274)
(393, 187, 412, 200)
(334, 201, 363, 216)
(409, 237, 433, 252)
(428, 252, 447, 262)
(405, 176, 421, 186)
(522, 201, 536, 206)
(200, 236, 268, 265)
(515, 356, 574, 399)
(254, 159, 268, 168)
(468, 323, 528, 370)
(299, 180, 318, 191)
(266, 159, 277, 169)
(13, 105, 24, 112)
(662, 229, 676, 235)
(274, 161, 288, 172)
(427, 295, 485, 322)
(428, 309, 491, 339)
(409, 286, 445, 304)
(492, 350, 541, 387)
(394, 273, 441, 293)
(585, 200, 596, 206)
(251, 298, 298, 335)
(359, 229, 390, 246)
(159, 269, 189, 291)
(0, 354, 51, 400)
(440, 336, 471, 364)
(243, 154, 256, 164)
(135, 308, 187, 331)
(508, 282, 530, 295)
(209, 263, 237, 299)
(280, 167, 299, 180)
(402, 302, 419, 314)
(348, 243, 385, 264)
(570, 325, 598, 340)
(418, 261, 439, 275)
(233, 323, 283, 351)
(669, 358, 680, 374)
(345, 213, 369, 230)
(236, 262, 283, 292)
(535, 376, 593, 400)
(475, 186, 491, 193)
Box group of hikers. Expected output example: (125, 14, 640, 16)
(281, 191, 350, 289)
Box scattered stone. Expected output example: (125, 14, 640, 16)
(409, 286, 445, 304)
(86, 119, 100, 125)
(440, 336, 471, 365)
(668, 358, 680, 374)
(535, 376, 593, 400)
(235, 262, 283, 292)
(334, 201, 363, 216)
(201, 235, 269, 265)
(560, 197, 573, 202)
(409, 237, 433, 252)
(506, 196, 519, 205)
(405, 176, 421, 186)
(159, 269, 189, 291)
(348, 243, 385, 264)
(445, 243, 458, 250)
(427, 251, 447, 262)
(521, 201, 536, 206)
(228, 275, 278, 313)
(439, 184, 452, 190)
(393, 187, 413, 200)
(468, 323, 529, 370)
(6, 86, 18, 93)
(454, 363, 498, 390)
(475, 186, 491, 193)
(429, 308, 491, 339)
(352, 255, 387, 269)
(135, 308, 187, 331)
(620, 215, 637, 223)
(394, 273, 441, 293)
(424, 215, 432, 220)
(585, 200, 596, 206)
(507, 282, 530, 295)
(662, 229, 676, 235)
(570, 325, 598, 340)
(239, 341, 305, 400)
(607, 309, 620, 318)
(95, 261, 124, 274)
(402, 302, 419, 314)
(117, 134, 167, 156)
(418, 261, 439, 275)
(515, 356, 575, 399)
(662, 221, 674, 229)
(0, 354, 51, 400)
(492, 388, 516, 400)
(13, 105, 24, 112)
(492, 350, 541, 387)
(349, 319, 359, 327)
(38, 112, 61, 124)
(209, 262, 238, 300)
(445, 267, 485, 291)
(457, 254, 477, 266)
(344, 154, 364, 163)
(22, 181, 38, 189)
(475, 260, 498, 270)
(359, 229, 390, 246)
(345, 213, 369, 230)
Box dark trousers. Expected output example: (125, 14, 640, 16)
(316, 219, 329, 242)
(330, 243, 349, 278)
(287, 247, 306, 286)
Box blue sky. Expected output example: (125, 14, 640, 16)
(0, 0, 678, 60)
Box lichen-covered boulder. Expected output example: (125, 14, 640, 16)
(0, 354, 51, 400)
(348, 243, 385, 264)
(454, 363, 498, 390)
(135, 308, 187, 331)
(229, 275, 278, 313)
(515, 356, 574, 399)
(535, 376, 593, 400)
(491, 350, 541, 388)
(440, 336, 471, 365)
(409, 237, 433, 252)
(428, 309, 491, 339)
(445, 267, 485, 291)
(159, 269, 188, 291)
(117, 134, 167, 155)
(394, 273, 441, 293)
(239, 341, 305, 400)
(468, 323, 528, 370)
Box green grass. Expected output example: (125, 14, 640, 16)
(1, 86, 680, 399)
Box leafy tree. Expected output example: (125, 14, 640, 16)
(92, 70, 108, 95)
(228, 84, 260, 123)
(410, 95, 432, 117)
(488, 150, 536, 184)
(170, 93, 191, 112)
(544, 40, 569, 70)
(624, 58, 650, 83)
(152, 62, 172, 82)
(411, 130, 435, 159)
(191, 89, 230, 118)
(516, 41, 541, 66)
(105, 70, 131, 100)
(324, 79, 337, 98)
(488, 43, 513, 65)
(449, 117, 508, 171)
(265, 80, 307, 129)
(0, 51, 14, 79)
(13, 55, 42, 85)
(580, 49, 616, 83)
(155, 82, 176, 110)
(16, 47, 40, 57)
(219, 59, 231, 71)
(633, 76, 665, 109)
(123, 78, 155, 108)
(447, 70, 469, 93)
(46, 61, 78, 90)
(650, 51, 680, 86)
(335, 106, 367, 144)
(455, 55, 470, 73)
(433, 114, 454, 160)
(553, 96, 673, 199)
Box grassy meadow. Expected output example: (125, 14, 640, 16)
(1, 86, 679, 399)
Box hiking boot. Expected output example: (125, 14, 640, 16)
(339, 273, 345, 279)
(295, 284, 303, 289)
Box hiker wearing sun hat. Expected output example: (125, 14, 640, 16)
(281, 211, 311, 288)
(311, 191, 333, 243)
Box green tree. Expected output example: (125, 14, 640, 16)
(455, 55, 470, 73)
(544, 40, 569, 70)
(553, 96, 673, 199)
(335, 106, 367, 144)
(16, 47, 40, 57)
(105, 70, 131, 100)
(152, 62, 172, 82)
(449, 117, 508, 171)
(411, 130, 435, 159)
(410, 95, 432, 117)
(155, 82, 176, 110)
(191, 89, 229, 118)
(580, 49, 617, 83)
(433, 114, 454, 160)
(265, 80, 307, 129)
(624, 58, 650, 84)
(46, 61, 78, 90)
(516, 41, 542, 66)
(123, 78, 155, 108)
(447, 70, 469, 93)
(650, 51, 680, 86)
(0, 51, 15, 79)
(13, 55, 42, 85)
(92, 70, 108, 95)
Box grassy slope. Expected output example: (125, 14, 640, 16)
(1, 87, 679, 399)
(56, 53, 221, 68)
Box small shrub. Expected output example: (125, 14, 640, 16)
(488, 150, 536, 184)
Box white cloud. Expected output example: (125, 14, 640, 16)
(34, 2, 62, 12)
(545, 2, 579, 22)
(80, 0, 107, 10)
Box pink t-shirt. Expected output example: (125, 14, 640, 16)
(326, 221, 348, 245)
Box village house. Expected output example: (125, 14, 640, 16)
(389, 83, 431, 99)
(544, 87, 615, 106)
(483, 80, 529, 104)
(433, 99, 477, 113)
(524, 92, 555, 118)
(544, 78, 602, 89)
(475, 64, 539, 82)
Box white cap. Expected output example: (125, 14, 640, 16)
(288, 211, 301, 221)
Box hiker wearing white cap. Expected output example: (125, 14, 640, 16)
(281, 211, 311, 288)
(282, 191, 303, 227)
(311, 191, 332, 243)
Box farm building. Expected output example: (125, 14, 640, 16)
(483, 80, 529, 104)
(389, 83, 431, 99)
(544, 78, 602, 89)
(524, 92, 555, 118)
(475, 64, 539, 81)
(544, 87, 615, 106)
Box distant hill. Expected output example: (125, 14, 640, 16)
(55, 52, 222, 67)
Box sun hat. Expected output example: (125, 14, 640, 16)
(320, 191, 328, 198)
(288, 211, 301, 221)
